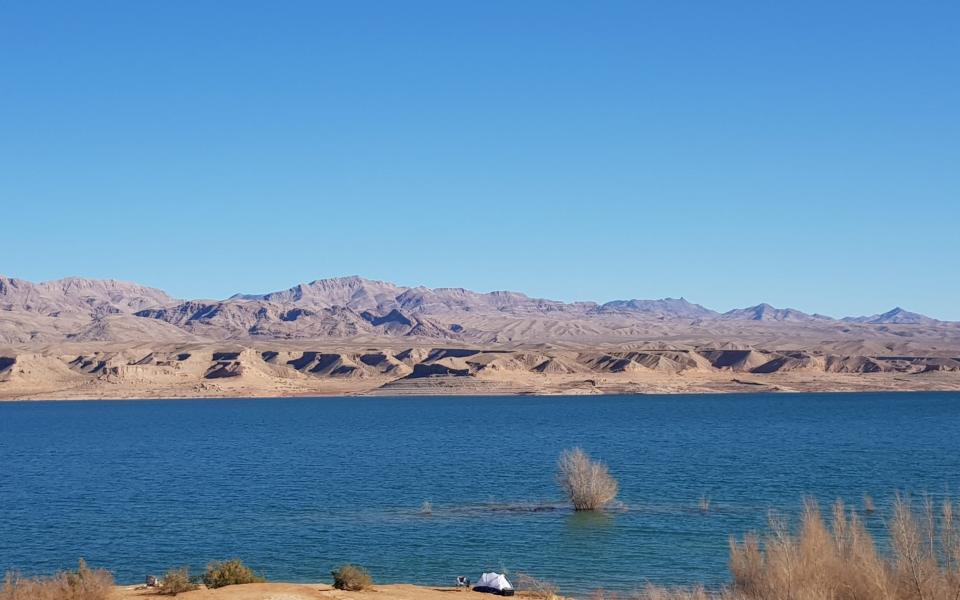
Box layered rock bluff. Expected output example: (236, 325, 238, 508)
(2, 275, 958, 399)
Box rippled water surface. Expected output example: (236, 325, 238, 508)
(1, 393, 959, 593)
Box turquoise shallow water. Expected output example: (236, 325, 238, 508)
(1, 392, 958, 594)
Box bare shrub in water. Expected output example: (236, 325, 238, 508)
(202, 558, 265, 588)
(699, 495, 712, 513)
(557, 447, 618, 511)
(0, 559, 113, 600)
(332, 564, 372, 591)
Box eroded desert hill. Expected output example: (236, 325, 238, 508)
(1, 274, 959, 399)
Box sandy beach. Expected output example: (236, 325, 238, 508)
(116, 582, 544, 600)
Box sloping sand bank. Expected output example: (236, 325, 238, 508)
(116, 582, 537, 599)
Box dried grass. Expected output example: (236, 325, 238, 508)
(202, 558, 265, 588)
(0, 559, 113, 600)
(158, 567, 197, 596)
(332, 564, 372, 591)
(515, 573, 562, 599)
(642, 494, 960, 600)
(633, 584, 712, 600)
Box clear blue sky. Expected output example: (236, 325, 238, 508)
(2, 2, 958, 318)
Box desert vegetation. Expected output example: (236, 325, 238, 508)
(332, 564, 373, 591)
(591, 586, 711, 599)
(0, 559, 113, 600)
(158, 567, 197, 596)
(515, 573, 562, 599)
(557, 447, 619, 511)
(202, 558, 265, 588)
(8, 495, 960, 600)
(725, 495, 960, 599)
(620, 494, 960, 600)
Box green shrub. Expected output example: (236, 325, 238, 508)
(202, 559, 265, 588)
(158, 567, 197, 596)
(331, 564, 372, 591)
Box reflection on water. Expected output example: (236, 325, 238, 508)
(565, 509, 615, 530)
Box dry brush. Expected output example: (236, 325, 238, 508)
(557, 447, 619, 511)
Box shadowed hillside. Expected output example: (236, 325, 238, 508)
(2, 275, 958, 399)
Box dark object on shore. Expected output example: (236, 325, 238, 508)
(456, 576, 471, 589)
(145, 575, 160, 587)
(473, 586, 515, 596)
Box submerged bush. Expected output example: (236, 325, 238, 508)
(332, 564, 372, 591)
(557, 447, 619, 511)
(698, 495, 711, 513)
(0, 559, 113, 600)
(158, 567, 197, 596)
(202, 559, 265, 588)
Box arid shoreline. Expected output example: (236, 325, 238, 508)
(4, 338, 960, 402)
(2, 367, 958, 401)
(115, 582, 511, 599)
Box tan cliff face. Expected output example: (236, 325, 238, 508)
(2, 345, 959, 400)
(1, 275, 959, 399)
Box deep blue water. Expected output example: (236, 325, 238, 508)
(1, 392, 958, 594)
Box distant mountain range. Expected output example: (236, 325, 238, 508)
(841, 307, 940, 325)
(0, 276, 172, 315)
(0, 274, 951, 346)
(3, 274, 960, 400)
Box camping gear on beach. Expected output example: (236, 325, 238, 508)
(473, 572, 514, 596)
(456, 576, 471, 590)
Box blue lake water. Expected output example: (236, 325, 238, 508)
(1, 392, 958, 595)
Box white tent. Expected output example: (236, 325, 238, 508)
(474, 572, 514, 595)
